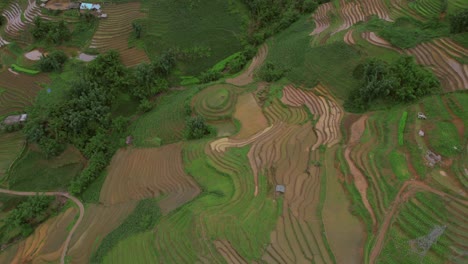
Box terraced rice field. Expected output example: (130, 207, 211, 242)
(1, 0, 42, 43)
(310, 2, 334, 36)
(99, 143, 200, 213)
(232, 92, 268, 139)
(192, 84, 239, 121)
(8, 207, 78, 263)
(68, 202, 137, 263)
(333, 0, 391, 34)
(0, 132, 24, 181)
(0, 71, 49, 116)
(360, 32, 468, 91)
(89, 2, 149, 67)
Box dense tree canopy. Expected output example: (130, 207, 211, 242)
(38, 50, 68, 72)
(449, 9, 468, 33)
(346, 56, 440, 111)
(242, 0, 329, 44)
(31, 17, 71, 44)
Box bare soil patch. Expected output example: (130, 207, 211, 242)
(232, 92, 268, 139)
(24, 50, 43, 61)
(99, 143, 200, 213)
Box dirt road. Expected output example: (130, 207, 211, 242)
(0, 189, 84, 264)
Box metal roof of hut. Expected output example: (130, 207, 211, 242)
(276, 185, 285, 193)
(80, 3, 100, 10)
(418, 130, 425, 137)
(418, 112, 427, 119)
(126, 136, 133, 145)
(3, 114, 27, 125)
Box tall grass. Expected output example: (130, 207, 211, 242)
(398, 111, 408, 145)
(139, 0, 247, 75)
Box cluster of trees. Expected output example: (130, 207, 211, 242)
(345, 56, 440, 111)
(449, 9, 468, 33)
(257, 62, 287, 82)
(242, 0, 330, 44)
(37, 50, 68, 72)
(25, 50, 177, 194)
(31, 17, 71, 44)
(184, 116, 213, 140)
(3, 195, 53, 237)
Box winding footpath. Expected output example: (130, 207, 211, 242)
(0, 189, 84, 264)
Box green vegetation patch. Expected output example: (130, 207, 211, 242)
(378, 192, 453, 263)
(10, 64, 40, 75)
(365, 17, 449, 49)
(389, 150, 411, 181)
(267, 17, 361, 99)
(130, 88, 199, 147)
(140, 0, 246, 75)
(8, 147, 84, 192)
(428, 121, 461, 157)
(192, 84, 238, 120)
(398, 111, 408, 145)
(92, 199, 161, 263)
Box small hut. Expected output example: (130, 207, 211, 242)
(417, 112, 427, 119)
(126, 136, 133, 145)
(2, 114, 27, 126)
(276, 185, 285, 193)
(425, 150, 441, 167)
(418, 130, 425, 137)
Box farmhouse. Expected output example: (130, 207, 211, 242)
(80, 3, 101, 10)
(2, 114, 27, 126)
(276, 185, 285, 193)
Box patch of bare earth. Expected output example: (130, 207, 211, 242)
(99, 143, 200, 213)
(226, 44, 268, 86)
(343, 115, 378, 227)
(232, 92, 268, 139)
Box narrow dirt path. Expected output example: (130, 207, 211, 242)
(226, 44, 268, 86)
(369, 180, 468, 264)
(0, 189, 84, 264)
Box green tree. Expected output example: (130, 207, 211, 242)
(184, 116, 212, 140)
(132, 22, 142, 39)
(449, 9, 468, 33)
(38, 50, 68, 72)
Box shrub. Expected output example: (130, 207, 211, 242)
(449, 9, 468, 33)
(38, 50, 68, 72)
(345, 56, 440, 111)
(257, 62, 286, 82)
(199, 69, 222, 83)
(184, 116, 212, 140)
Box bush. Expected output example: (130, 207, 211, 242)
(449, 9, 468, 33)
(31, 17, 71, 44)
(184, 116, 212, 140)
(38, 50, 68, 72)
(345, 56, 440, 111)
(138, 99, 153, 113)
(199, 69, 222, 83)
(257, 62, 286, 82)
